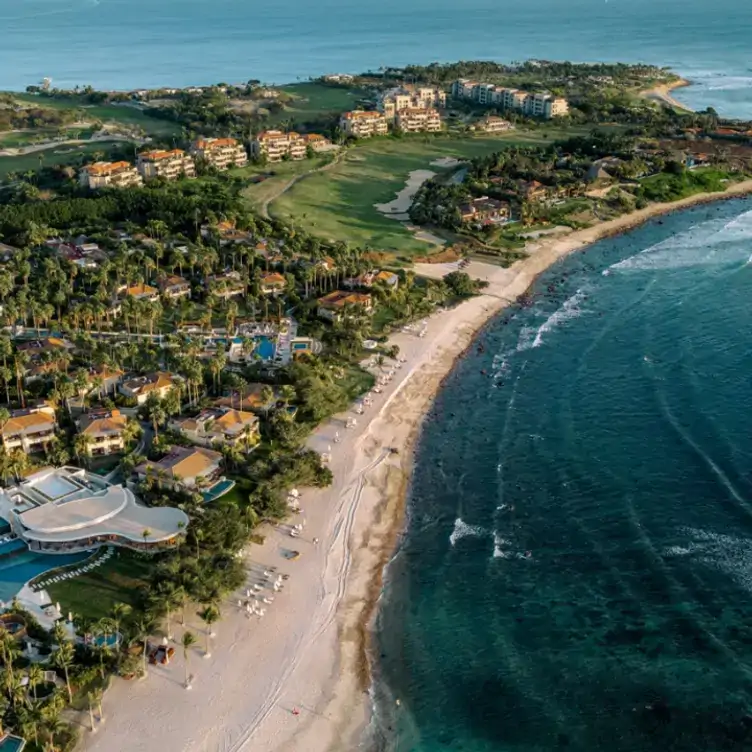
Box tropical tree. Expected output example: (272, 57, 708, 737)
(197, 605, 219, 657)
(181, 631, 197, 689)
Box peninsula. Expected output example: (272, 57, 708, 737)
(0, 58, 749, 752)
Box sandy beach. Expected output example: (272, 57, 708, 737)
(640, 77, 692, 111)
(79, 179, 752, 752)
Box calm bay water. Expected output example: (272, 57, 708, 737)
(1, 0, 752, 117)
(372, 197, 752, 751)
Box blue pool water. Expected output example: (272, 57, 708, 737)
(0, 550, 90, 603)
(255, 337, 276, 361)
(0, 734, 25, 752)
(202, 479, 236, 503)
(0, 540, 27, 557)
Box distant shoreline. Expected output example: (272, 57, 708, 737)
(640, 77, 693, 111)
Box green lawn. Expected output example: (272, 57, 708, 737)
(11, 93, 180, 137)
(0, 141, 127, 179)
(264, 83, 370, 128)
(269, 131, 574, 254)
(46, 551, 153, 622)
(237, 154, 333, 212)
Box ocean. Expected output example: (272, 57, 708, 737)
(1, 0, 752, 118)
(372, 197, 752, 751)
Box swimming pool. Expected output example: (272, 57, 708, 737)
(255, 336, 276, 361)
(0, 550, 90, 603)
(0, 540, 26, 557)
(202, 479, 236, 503)
(0, 733, 26, 751)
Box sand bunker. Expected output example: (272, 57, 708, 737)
(430, 157, 464, 168)
(375, 169, 436, 216)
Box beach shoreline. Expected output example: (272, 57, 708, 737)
(77, 180, 752, 752)
(640, 76, 693, 111)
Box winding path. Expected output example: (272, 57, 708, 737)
(258, 148, 345, 220)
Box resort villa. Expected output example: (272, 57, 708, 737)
(79, 161, 143, 190)
(17, 337, 74, 381)
(135, 446, 224, 492)
(317, 291, 373, 322)
(451, 79, 569, 119)
(251, 130, 307, 162)
(170, 407, 260, 450)
(76, 408, 130, 456)
(344, 269, 400, 290)
(0, 466, 188, 554)
(121, 282, 160, 302)
(215, 383, 279, 413)
(395, 108, 442, 133)
(460, 196, 511, 226)
(472, 116, 514, 133)
(136, 149, 196, 181)
(302, 133, 333, 152)
(205, 270, 246, 300)
(119, 372, 182, 405)
(190, 137, 248, 170)
(1, 405, 57, 454)
(158, 274, 192, 299)
(339, 111, 389, 138)
(259, 272, 287, 295)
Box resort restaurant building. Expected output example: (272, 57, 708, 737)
(0, 467, 189, 554)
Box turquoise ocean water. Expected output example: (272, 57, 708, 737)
(1, 0, 752, 117)
(372, 197, 752, 751)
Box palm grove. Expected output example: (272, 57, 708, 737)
(0, 167, 482, 750)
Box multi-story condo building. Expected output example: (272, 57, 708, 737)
(79, 161, 143, 190)
(451, 79, 569, 119)
(1, 405, 57, 454)
(395, 108, 442, 133)
(302, 133, 332, 152)
(378, 86, 446, 119)
(190, 137, 248, 170)
(250, 130, 307, 162)
(119, 371, 182, 405)
(137, 149, 196, 180)
(339, 111, 389, 138)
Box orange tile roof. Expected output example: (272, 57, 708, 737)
(125, 283, 159, 297)
(171, 448, 222, 478)
(318, 291, 372, 309)
(195, 137, 238, 150)
(81, 411, 129, 437)
(303, 133, 326, 142)
(343, 110, 384, 120)
(214, 409, 258, 429)
(140, 149, 186, 161)
(85, 161, 132, 176)
(2, 412, 56, 436)
(261, 272, 286, 284)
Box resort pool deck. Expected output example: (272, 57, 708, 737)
(202, 479, 236, 503)
(0, 550, 90, 603)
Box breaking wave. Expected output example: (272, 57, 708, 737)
(449, 518, 487, 546)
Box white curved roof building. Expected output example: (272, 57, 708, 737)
(0, 467, 189, 554)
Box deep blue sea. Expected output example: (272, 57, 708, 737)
(1, 0, 752, 117)
(372, 197, 752, 751)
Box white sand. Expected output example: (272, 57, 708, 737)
(80, 180, 752, 752)
(374, 170, 436, 216)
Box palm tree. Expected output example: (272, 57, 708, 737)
(197, 605, 219, 657)
(181, 631, 197, 689)
(110, 602, 131, 641)
(27, 662, 44, 704)
(142, 528, 152, 547)
(74, 432, 93, 466)
(51, 637, 74, 702)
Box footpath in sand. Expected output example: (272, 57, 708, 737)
(82, 180, 752, 752)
